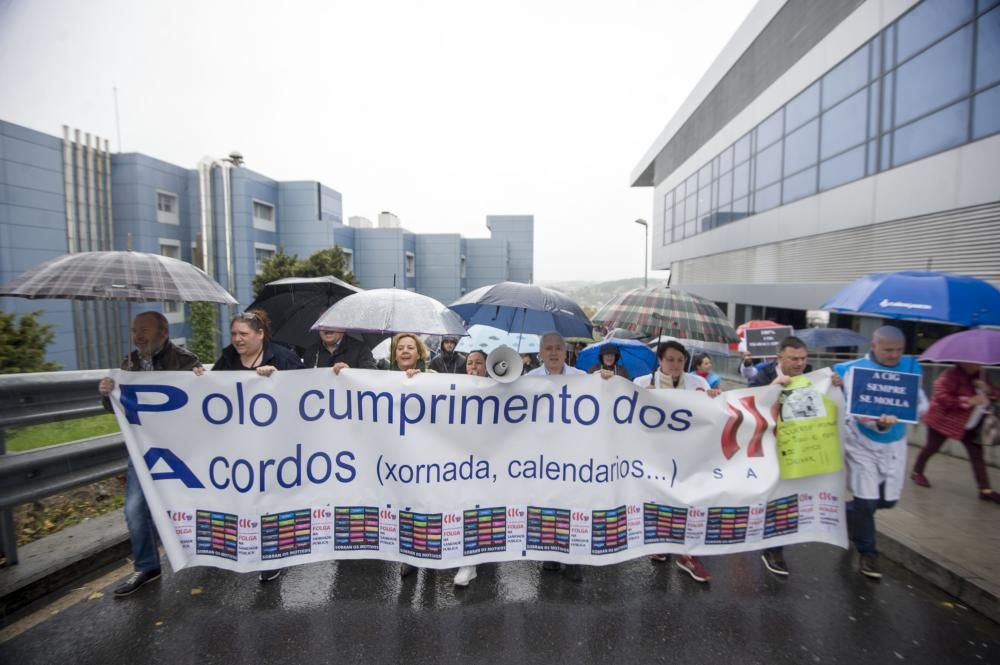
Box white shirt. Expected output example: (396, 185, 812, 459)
(633, 371, 710, 391)
(527, 363, 586, 376)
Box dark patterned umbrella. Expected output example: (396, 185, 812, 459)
(0, 250, 237, 304)
(592, 285, 738, 344)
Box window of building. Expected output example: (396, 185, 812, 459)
(754, 141, 783, 189)
(893, 99, 969, 167)
(733, 132, 752, 164)
(868, 82, 881, 140)
(255, 243, 276, 274)
(822, 45, 869, 110)
(661, 0, 991, 246)
(719, 145, 734, 174)
(895, 0, 973, 64)
(156, 191, 179, 225)
(253, 200, 276, 232)
(973, 84, 1000, 139)
(460, 254, 466, 279)
(894, 25, 973, 127)
(783, 118, 819, 176)
(732, 161, 750, 200)
(342, 248, 354, 274)
(405, 251, 415, 277)
(716, 169, 733, 208)
(819, 144, 866, 191)
(756, 109, 784, 149)
(785, 82, 820, 132)
(159, 240, 184, 323)
(753, 182, 782, 214)
(821, 88, 868, 160)
(975, 6, 1000, 89)
(782, 166, 817, 204)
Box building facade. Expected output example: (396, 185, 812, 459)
(632, 0, 1000, 336)
(0, 120, 533, 369)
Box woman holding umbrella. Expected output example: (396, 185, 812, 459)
(196, 309, 304, 582)
(634, 340, 720, 583)
(912, 363, 1000, 503)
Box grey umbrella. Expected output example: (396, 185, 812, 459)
(311, 288, 467, 337)
(0, 250, 237, 304)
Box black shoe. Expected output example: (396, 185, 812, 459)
(859, 555, 882, 579)
(259, 568, 283, 583)
(541, 561, 561, 572)
(113, 568, 161, 597)
(565, 564, 584, 583)
(400, 563, 417, 578)
(761, 550, 789, 577)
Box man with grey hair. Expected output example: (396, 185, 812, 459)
(98, 311, 202, 597)
(526, 331, 585, 581)
(834, 325, 927, 579)
(527, 332, 586, 377)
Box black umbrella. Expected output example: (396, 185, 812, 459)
(246, 276, 379, 354)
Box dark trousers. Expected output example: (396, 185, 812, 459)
(913, 425, 990, 490)
(846, 482, 896, 557)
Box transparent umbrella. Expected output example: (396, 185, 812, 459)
(311, 288, 468, 337)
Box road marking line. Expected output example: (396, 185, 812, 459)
(0, 561, 132, 644)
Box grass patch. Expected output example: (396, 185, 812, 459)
(4, 414, 120, 452)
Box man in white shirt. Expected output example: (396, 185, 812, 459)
(527, 332, 586, 377)
(527, 331, 585, 581)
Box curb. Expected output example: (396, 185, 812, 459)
(877, 519, 1000, 624)
(0, 509, 129, 618)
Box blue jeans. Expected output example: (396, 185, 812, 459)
(846, 482, 897, 557)
(125, 461, 161, 573)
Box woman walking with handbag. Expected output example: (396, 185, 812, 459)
(912, 363, 1000, 503)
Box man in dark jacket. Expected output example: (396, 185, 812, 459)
(429, 336, 466, 374)
(98, 311, 201, 598)
(303, 329, 376, 372)
(748, 337, 812, 389)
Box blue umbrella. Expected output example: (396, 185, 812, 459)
(822, 271, 1000, 326)
(574, 339, 656, 378)
(448, 281, 593, 338)
(794, 327, 871, 349)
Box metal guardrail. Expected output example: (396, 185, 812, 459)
(0, 369, 127, 565)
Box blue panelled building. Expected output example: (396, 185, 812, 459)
(0, 121, 533, 369)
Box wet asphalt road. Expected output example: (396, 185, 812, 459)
(2, 544, 998, 665)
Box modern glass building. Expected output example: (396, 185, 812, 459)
(632, 0, 1000, 335)
(0, 120, 533, 369)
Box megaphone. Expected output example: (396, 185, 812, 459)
(486, 345, 523, 383)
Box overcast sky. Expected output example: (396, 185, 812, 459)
(0, 0, 755, 283)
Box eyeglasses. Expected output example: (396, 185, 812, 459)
(237, 311, 259, 321)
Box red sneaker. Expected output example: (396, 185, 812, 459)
(676, 555, 711, 582)
(910, 471, 931, 488)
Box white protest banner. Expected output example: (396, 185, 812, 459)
(108, 368, 847, 573)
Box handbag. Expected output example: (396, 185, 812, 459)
(978, 411, 1000, 447)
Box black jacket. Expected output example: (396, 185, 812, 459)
(213, 340, 304, 371)
(748, 361, 813, 388)
(102, 339, 201, 411)
(429, 351, 467, 374)
(303, 335, 377, 369)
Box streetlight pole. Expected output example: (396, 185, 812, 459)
(634, 218, 648, 288)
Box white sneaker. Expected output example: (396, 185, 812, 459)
(454, 566, 477, 586)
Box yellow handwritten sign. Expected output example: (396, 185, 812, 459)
(775, 378, 843, 479)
